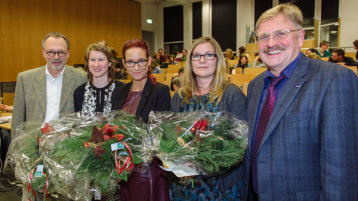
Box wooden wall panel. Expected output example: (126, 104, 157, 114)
(0, 0, 141, 82)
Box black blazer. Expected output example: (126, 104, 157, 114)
(115, 79, 171, 123)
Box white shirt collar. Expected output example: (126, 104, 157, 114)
(45, 65, 66, 78)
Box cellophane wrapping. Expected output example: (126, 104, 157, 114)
(148, 111, 248, 178)
(6, 111, 148, 201)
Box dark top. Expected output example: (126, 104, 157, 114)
(73, 80, 123, 112)
(171, 83, 247, 120)
(116, 79, 171, 123)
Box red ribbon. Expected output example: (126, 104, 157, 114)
(114, 142, 134, 176)
(28, 169, 48, 201)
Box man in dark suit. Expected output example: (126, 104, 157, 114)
(246, 3, 358, 201)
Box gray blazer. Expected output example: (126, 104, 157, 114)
(246, 55, 358, 201)
(11, 65, 87, 139)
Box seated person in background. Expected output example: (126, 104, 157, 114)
(175, 50, 183, 61)
(330, 48, 358, 66)
(232, 55, 250, 74)
(0, 104, 12, 112)
(111, 48, 127, 79)
(225, 48, 235, 60)
(353, 40, 358, 62)
(305, 48, 318, 55)
(168, 55, 177, 65)
(171, 77, 182, 91)
(306, 48, 321, 60)
(170, 67, 184, 91)
(252, 52, 266, 67)
(153, 53, 162, 66)
(152, 53, 163, 74)
(180, 49, 187, 61)
(73, 42, 124, 116)
(238, 46, 250, 60)
(317, 40, 331, 58)
(158, 48, 167, 63)
(164, 51, 169, 61)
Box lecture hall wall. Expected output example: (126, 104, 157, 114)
(0, 0, 141, 82)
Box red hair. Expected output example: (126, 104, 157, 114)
(122, 39, 149, 59)
(122, 39, 156, 85)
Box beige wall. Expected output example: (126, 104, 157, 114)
(0, 0, 141, 82)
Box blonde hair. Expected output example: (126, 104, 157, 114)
(178, 36, 227, 105)
(85, 42, 114, 83)
(256, 3, 303, 30)
(225, 48, 234, 59)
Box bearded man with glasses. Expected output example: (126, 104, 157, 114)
(246, 3, 358, 201)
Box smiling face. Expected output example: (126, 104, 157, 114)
(42, 36, 69, 76)
(88, 50, 111, 82)
(123, 47, 151, 82)
(191, 42, 217, 80)
(240, 56, 248, 65)
(257, 14, 304, 75)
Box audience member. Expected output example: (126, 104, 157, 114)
(168, 55, 177, 64)
(353, 39, 358, 62)
(330, 48, 357, 66)
(171, 77, 182, 91)
(175, 50, 183, 61)
(252, 52, 266, 67)
(225, 48, 234, 60)
(11, 32, 87, 200)
(232, 55, 250, 74)
(73, 42, 124, 116)
(180, 49, 187, 61)
(170, 67, 184, 91)
(118, 38, 171, 201)
(247, 4, 358, 201)
(306, 48, 320, 60)
(317, 40, 331, 58)
(158, 48, 166, 63)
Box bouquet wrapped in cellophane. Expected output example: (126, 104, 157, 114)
(148, 111, 248, 178)
(6, 111, 148, 201)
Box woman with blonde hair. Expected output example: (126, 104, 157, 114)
(171, 36, 247, 200)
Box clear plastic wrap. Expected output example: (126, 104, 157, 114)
(6, 110, 147, 201)
(148, 111, 248, 177)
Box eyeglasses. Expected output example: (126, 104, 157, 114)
(191, 53, 217, 61)
(124, 59, 148, 68)
(44, 50, 68, 57)
(256, 29, 301, 43)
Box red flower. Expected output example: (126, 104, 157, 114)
(41, 123, 54, 135)
(103, 135, 111, 141)
(114, 134, 124, 141)
(84, 142, 90, 148)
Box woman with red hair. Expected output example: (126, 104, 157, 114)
(116, 38, 171, 201)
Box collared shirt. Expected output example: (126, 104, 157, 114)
(317, 50, 331, 58)
(251, 53, 302, 151)
(44, 65, 65, 123)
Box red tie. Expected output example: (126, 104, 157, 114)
(251, 74, 286, 192)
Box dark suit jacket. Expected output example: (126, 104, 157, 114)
(246, 55, 358, 201)
(116, 79, 171, 123)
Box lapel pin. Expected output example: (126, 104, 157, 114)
(295, 84, 301, 88)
